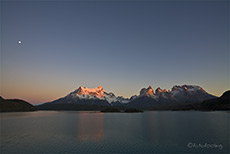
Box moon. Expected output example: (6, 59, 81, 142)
(18, 40, 22, 44)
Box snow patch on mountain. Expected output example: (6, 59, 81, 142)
(67, 86, 129, 104)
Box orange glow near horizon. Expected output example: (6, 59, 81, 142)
(0, 82, 68, 104)
(0, 81, 228, 105)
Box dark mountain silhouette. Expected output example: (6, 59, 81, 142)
(0, 96, 37, 112)
(37, 103, 110, 111)
(37, 99, 110, 111)
(198, 90, 230, 110)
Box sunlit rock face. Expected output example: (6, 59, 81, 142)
(75, 86, 105, 98)
(155, 87, 163, 94)
(140, 86, 154, 96)
(68, 86, 116, 103)
(155, 87, 168, 95)
(52, 86, 129, 104)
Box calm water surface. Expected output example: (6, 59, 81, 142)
(0, 111, 229, 154)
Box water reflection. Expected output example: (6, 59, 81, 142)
(0, 111, 63, 119)
(77, 112, 104, 141)
(144, 111, 155, 142)
(1, 111, 229, 153)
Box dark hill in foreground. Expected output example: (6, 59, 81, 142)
(0, 97, 37, 112)
(198, 90, 230, 110)
(168, 90, 230, 111)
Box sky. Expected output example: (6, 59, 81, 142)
(0, 0, 229, 104)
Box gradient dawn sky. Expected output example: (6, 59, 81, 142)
(1, 0, 229, 104)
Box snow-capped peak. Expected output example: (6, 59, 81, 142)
(171, 85, 205, 95)
(67, 86, 130, 104)
(75, 86, 104, 98)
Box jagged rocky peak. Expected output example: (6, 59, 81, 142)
(75, 86, 105, 98)
(171, 85, 208, 97)
(137, 85, 208, 98)
(105, 92, 116, 98)
(155, 87, 168, 94)
(172, 85, 204, 92)
(140, 86, 154, 96)
(155, 87, 162, 93)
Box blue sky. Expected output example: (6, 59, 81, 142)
(1, 0, 229, 104)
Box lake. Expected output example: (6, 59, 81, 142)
(0, 111, 229, 154)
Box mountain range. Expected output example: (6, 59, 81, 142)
(37, 85, 219, 110)
(1, 85, 229, 112)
